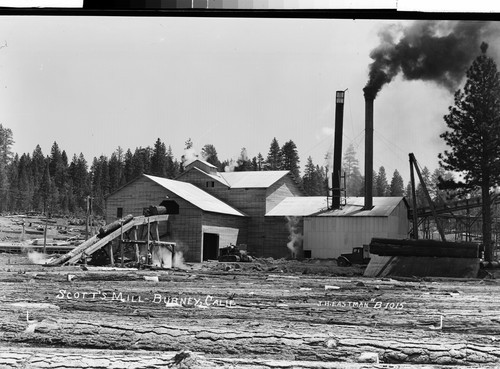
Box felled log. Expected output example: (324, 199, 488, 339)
(97, 214, 134, 238)
(143, 206, 167, 217)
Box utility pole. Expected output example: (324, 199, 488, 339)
(85, 196, 92, 240)
(43, 212, 48, 254)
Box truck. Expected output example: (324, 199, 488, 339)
(336, 245, 370, 266)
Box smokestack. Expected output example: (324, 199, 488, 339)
(363, 87, 375, 210)
(332, 91, 345, 210)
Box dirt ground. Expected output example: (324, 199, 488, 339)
(1, 216, 500, 368)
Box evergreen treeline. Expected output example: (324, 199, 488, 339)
(0, 126, 450, 216)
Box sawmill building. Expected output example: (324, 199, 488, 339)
(105, 159, 304, 262)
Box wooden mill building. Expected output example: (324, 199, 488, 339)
(105, 159, 304, 262)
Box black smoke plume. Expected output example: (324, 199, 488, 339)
(365, 21, 495, 97)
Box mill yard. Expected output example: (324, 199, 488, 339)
(0, 220, 500, 369)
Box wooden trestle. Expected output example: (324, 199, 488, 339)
(44, 215, 174, 267)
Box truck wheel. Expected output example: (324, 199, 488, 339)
(337, 256, 351, 267)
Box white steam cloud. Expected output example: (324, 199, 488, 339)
(286, 216, 303, 258)
(182, 148, 199, 167)
(27, 251, 49, 265)
(173, 251, 188, 269)
(224, 159, 236, 172)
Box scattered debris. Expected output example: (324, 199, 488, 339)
(144, 276, 159, 282)
(325, 285, 341, 290)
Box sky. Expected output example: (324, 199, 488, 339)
(0, 14, 498, 187)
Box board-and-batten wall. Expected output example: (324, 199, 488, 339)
(177, 169, 302, 258)
(303, 202, 409, 259)
(262, 177, 304, 258)
(105, 177, 173, 221)
(105, 177, 246, 262)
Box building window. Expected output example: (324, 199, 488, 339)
(117, 207, 123, 218)
(206, 181, 215, 187)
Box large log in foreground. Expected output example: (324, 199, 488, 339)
(370, 238, 481, 258)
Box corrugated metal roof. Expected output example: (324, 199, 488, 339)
(219, 171, 289, 188)
(265, 197, 329, 216)
(316, 197, 407, 217)
(145, 175, 246, 217)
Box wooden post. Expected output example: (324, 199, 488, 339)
(109, 242, 114, 267)
(120, 221, 124, 268)
(155, 221, 160, 242)
(133, 227, 140, 263)
(147, 218, 151, 265)
(43, 216, 48, 254)
(85, 196, 89, 241)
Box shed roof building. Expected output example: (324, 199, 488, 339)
(303, 197, 409, 259)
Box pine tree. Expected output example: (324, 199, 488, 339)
(31, 145, 46, 211)
(151, 138, 167, 177)
(404, 181, 413, 203)
(266, 137, 282, 170)
(40, 159, 51, 214)
(430, 168, 455, 204)
(0, 124, 14, 212)
(256, 153, 264, 171)
(342, 144, 363, 197)
(415, 166, 431, 207)
(281, 140, 301, 178)
(201, 144, 221, 170)
(439, 43, 500, 261)
(165, 146, 179, 178)
(131, 147, 152, 178)
(390, 169, 405, 196)
(372, 170, 379, 196)
(91, 155, 110, 216)
(123, 149, 134, 183)
(316, 165, 328, 195)
(375, 166, 389, 197)
(302, 156, 316, 195)
(70, 153, 90, 213)
(7, 154, 20, 211)
(108, 151, 124, 192)
(49, 142, 64, 189)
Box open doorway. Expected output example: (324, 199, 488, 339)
(202, 233, 219, 261)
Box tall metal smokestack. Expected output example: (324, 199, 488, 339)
(332, 90, 345, 210)
(363, 87, 375, 210)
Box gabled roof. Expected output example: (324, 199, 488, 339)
(218, 171, 290, 188)
(144, 175, 246, 217)
(185, 159, 217, 169)
(182, 166, 230, 187)
(266, 197, 329, 216)
(316, 197, 408, 217)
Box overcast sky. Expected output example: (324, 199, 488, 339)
(0, 15, 496, 185)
